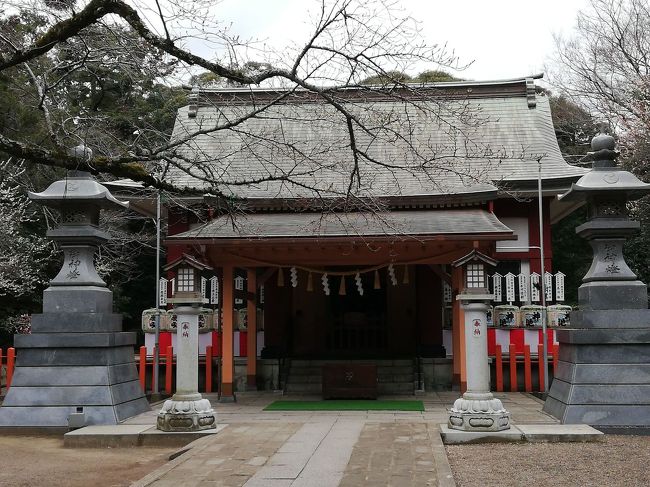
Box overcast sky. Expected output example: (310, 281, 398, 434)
(210, 0, 592, 84)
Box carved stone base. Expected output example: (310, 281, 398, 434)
(157, 396, 216, 432)
(448, 393, 510, 432)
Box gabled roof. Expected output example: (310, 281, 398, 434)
(162, 253, 212, 272)
(169, 208, 515, 242)
(165, 77, 586, 206)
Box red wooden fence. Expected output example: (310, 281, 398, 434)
(136, 346, 216, 394)
(0, 348, 16, 395)
(494, 342, 560, 393)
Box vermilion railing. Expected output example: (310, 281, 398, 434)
(494, 342, 559, 393)
(0, 348, 16, 395)
(137, 345, 216, 394)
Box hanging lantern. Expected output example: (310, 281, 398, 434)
(290, 266, 298, 288)
(374, 270, 381, 290)
(306, 272, 314, 292)
(355, 272, 363, 296)
(402, 265, 410, 285)
(339, 276, 346, 295)
(277, 268, 285, 287)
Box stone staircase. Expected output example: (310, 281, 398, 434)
(284, 359, 417, 395)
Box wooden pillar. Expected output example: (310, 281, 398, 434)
(451, 266, 467, 392)
(221, 265, 235, 400)
(246, 268, 257, 390)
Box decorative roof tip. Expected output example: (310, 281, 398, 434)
(188, 85, 200, 118)
(525, 78, 537, 108)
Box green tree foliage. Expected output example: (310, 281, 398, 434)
(548, 95, 594, 304)
(0, 11, 185, 337)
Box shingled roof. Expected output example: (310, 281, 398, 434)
(165, 77, 585, 205)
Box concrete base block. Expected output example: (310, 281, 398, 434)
(578, 280, 648, 310)
(64, 423, 227, 448)
(440, 424, 524, 444)
(439, 423, 603, 444)
(544, 321, 650, 427)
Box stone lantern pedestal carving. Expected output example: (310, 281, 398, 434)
(543, 130, 650, 427)
(157, 255, 216, 432)
(0, 159, 149, 427)
(448, 251, 510, 432)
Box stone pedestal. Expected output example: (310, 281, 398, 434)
(0, 169, 149, 428)
(448, 298, 510, 432)
(157, 305, 216, 431)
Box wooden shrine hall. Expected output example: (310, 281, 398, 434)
(159, 75, 586, 399)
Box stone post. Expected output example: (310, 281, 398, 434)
(448, 250, 510, 432)
(157, 256, 216, 432)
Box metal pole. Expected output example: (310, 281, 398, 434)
(538, 160, 549, 393)
(153, 191, 161, 395)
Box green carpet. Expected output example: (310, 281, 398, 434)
(264, 400, 424, 412)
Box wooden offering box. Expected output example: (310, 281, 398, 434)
(322, 363, 378, 399)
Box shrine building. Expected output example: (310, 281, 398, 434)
(148, 76, 586, 399)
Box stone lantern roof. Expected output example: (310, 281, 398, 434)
(28, 170, 129, 210)
(559, 129, 650, 203)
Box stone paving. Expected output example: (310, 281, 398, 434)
(130, 392, 557, 487)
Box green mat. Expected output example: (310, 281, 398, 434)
(264, 400, 424, 411)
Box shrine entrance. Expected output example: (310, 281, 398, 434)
(325, 272, 388, 357)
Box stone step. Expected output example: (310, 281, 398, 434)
(287, 375, 323, 384)
(289, 359, 414, 367)
(378, 382, 415, 394)
(377, 374, 415, 383)
(285, 383, 322, 394)
(288, 367, 324, 376)
(377, 366, 414, 376)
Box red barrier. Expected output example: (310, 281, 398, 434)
(495, 345, 503, 392)
(165, 346, 173, 395)
(206, 345, 213, 393)
(150, 346, 157, 393)
(538, 344, 545, 391)
(509, 344, 517, 392)
(523, 345, 532, 392)
(553, 344, 559, 374)
(139, 346, 146, 391)
(7, 348, 15, 390)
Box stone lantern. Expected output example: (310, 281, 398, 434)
(544, 128, 650, 426)
(0, 146, 149, 427)
(448, 250, 511, 432)
(157, 254, 216, 431)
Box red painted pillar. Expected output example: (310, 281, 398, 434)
(139, 346, 146, 391)
(165, 346, 173, 395)
(221, 265, 235, 399)
(246, 268, 257, 390)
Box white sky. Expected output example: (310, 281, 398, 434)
(209, 0, 591, 84)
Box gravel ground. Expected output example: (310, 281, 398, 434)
(0, 436, 176, 487)
(446, 435, 650, 487)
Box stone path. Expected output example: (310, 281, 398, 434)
(340, 423, 448, 487)
(130, 392, 557, 487)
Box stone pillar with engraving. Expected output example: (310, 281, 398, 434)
(544, 129, 650, 427)
(448, 250, 511, 432)
(0, 146, 150, 427)
(157, 255, 216, 431)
